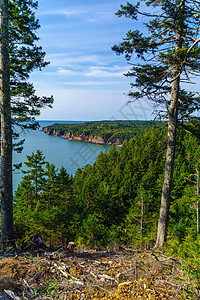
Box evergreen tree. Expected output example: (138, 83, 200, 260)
(22, 150, 46, 201)
(45, 162, 58, 207)
(13, 126, 200, 247)
(0, 0, 15, 246)
(0, 0, 53, 245)
(14, 152, 72, 245)
(112, 1, 200, 247)
(9, 0, 53, 131)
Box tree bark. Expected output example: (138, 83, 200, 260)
(155, 70, 180, 248)
(155, 0, 184, 246)
(197, 169, 199, 234)
(140, 193, 144, 235)
(0, 0, 15, 246)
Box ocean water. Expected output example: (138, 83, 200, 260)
(12, 121, 111, 192)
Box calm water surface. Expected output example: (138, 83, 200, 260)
(13, 121, 110, 192)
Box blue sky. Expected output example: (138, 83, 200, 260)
(31, 0, 154, 121)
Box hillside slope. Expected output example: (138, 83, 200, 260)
(42, 120, 162, 145)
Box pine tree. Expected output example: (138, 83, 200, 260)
(0, 0, 15, 246)
(14, 152, 73, 245)
(9, 0, 53, 131)
(22, 150, 46, 201)
(112, 0, 200, 247)
(0, 0, 53, 245)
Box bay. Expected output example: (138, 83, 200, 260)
(13, 121, 111, 192)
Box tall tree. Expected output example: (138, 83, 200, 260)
(9, 0, 53, 132)
(0, 0, 15, 246)
(112, 1, 200, 247)
(0, 0, 53, 245)
(22, 150, 46, 201)
(9, 0, 53, 134)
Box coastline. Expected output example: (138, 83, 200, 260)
(42, 127, 122, 147)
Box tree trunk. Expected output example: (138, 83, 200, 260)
(140, 193, 144, 235)
(197, 169, 199, 234)
(155, 2, 184, 246)
(0, 0, 15, 246)
(197, 202, 199, 235)
(155, 71, 180, 248)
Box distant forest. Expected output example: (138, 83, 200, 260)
(42, 120, 163, 145)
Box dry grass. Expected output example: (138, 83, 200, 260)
(0, 248, 198, 299)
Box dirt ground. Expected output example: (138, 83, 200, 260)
(0, 247, 198, 299)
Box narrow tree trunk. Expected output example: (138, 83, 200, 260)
(141, 193, 144, 235)
(154, 0, 185, 248)
(0, 0, 15, 246)
(197, 202, 199, 235)
(197, 169, 199, 234)
(155, 72, 180, 248)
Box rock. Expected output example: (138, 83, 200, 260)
(43, 128, 122, 146)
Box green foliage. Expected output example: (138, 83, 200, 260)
(14, 124, 200, 250)
(22, 150, 46, 199)
(76, 214, 108, 248)
(14, 150, 72, 246)
(8, 0, 53, 150)
(43, 120, 163, 145)
(112, 1, 200, 124)
(69, 126, 166, 246)
(34, 279, 58, 299)
(45, 280, 58, 299)
(167, 235, 200, 288)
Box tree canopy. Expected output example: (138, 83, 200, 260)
(112, 0, 200, 247)
(112, 0, 200, 121)
(9, 0, 53, 131)
(13, 125, 200, 249)
(43, 120, 163, 145)
(0, 0, 53, 246)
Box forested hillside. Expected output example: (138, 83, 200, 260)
(42, 120, 162, 145)
(14, 125, 200, 250)
(11, 124, 200, 297)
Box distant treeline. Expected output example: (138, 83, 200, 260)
(42, 120, 164, 144)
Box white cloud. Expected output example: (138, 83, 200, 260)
(63, 81, 123, 86)
(85, 66, 129, 78)
(57, 68, 75, 76)
(38, 9, 82, 17)
(61, 10, 80, 16)
(87, 11, 115, 23)
(46, 54, 102, 67)
(38, 5, 116, 22)
(56, 66, 128, 78)
(32, 0, 144, 120)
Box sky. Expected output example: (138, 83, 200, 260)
(30, 0, 154, 121)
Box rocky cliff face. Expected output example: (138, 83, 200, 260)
(42, 128, 121, 146)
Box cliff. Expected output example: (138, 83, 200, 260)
(42, 127, 121, 146)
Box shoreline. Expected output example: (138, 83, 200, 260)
(42, 127, 122, 147)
